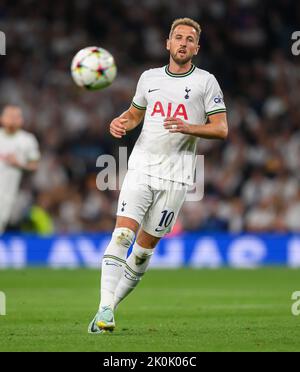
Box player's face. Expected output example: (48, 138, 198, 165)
(1, 106, 24, 133)
(167, 25, 200, 65)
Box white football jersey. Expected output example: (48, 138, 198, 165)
(129, 64, 226, 185)
(0, 128, 40, 202)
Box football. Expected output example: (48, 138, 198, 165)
(71, 46, 117, 90)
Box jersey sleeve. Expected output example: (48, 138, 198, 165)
(132, 72, 147, 110)
(204, 74, 226, 117)
(26, 135, 40, 162)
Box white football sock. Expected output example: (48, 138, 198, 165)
(99, 227, 135, 310)
(114, 242, 154, 309)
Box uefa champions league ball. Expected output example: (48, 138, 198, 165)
(71, 46, 117, 90)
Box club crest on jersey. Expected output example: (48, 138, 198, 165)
(121, 201, 127, 212)
(151, 101, 188, 120)
(185, 87, 191, 99)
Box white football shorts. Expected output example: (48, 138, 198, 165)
(116, 170, 188, 237)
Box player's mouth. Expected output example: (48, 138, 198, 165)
(178, 49, 187, 56)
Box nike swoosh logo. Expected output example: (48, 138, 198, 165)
(148, 89, 160, 93)
(91, 319, 98, 332)
(105, 262, 121, 267)
(155, 227, 165, 232)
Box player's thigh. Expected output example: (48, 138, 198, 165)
(142, 182, 187, 238)
(116, 170, 153, 229)
(115, 216, 139, 234)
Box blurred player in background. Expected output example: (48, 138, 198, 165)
(89, 17, 228, 333)
(0, 105, 40, 234)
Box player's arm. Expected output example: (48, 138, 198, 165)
(23, 160, 39, 171)
(163, 112, 228, 140)
(109, 104, 145, 138)
(4, 154, 39, 171)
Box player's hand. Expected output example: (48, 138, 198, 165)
(110, 117, 128, 138)
(163, 117, 191, 134)
(3, 154, 22, 168)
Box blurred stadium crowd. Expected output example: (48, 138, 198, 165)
(0, 0, 300, 234)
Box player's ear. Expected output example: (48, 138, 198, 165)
(194, 44, 200, 56)
(166, 39, 170, 51)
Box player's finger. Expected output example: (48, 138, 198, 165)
(113, 121, 126, 129)
(116, 124, 126, 131)
(119, 118, 128, 123)
(111, 128, 125, 137)
(165, 118, 183, 124)
(111, 124, 126, 133)
(163, 123, 180, 129)
(164, 124, 178, 132)
(110, 130, 122, 138)
(112, 127, 126, 135)
(110, 126, 124, 135)
(164, 119, 181, 126)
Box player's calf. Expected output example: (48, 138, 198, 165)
(114, 241, 155, 309)
(100, 227, 136, 309)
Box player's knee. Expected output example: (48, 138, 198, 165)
(112, 227, 135, 249)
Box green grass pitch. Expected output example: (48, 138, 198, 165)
(0, 268, 300, 352)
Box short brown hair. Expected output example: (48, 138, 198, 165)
(169, 17, 201, 42)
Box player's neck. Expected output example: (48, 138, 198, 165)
(168, 59, 193, 74)
(4, 128, 19, 135)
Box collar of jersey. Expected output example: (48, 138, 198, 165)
(165, 64, 195, 77)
